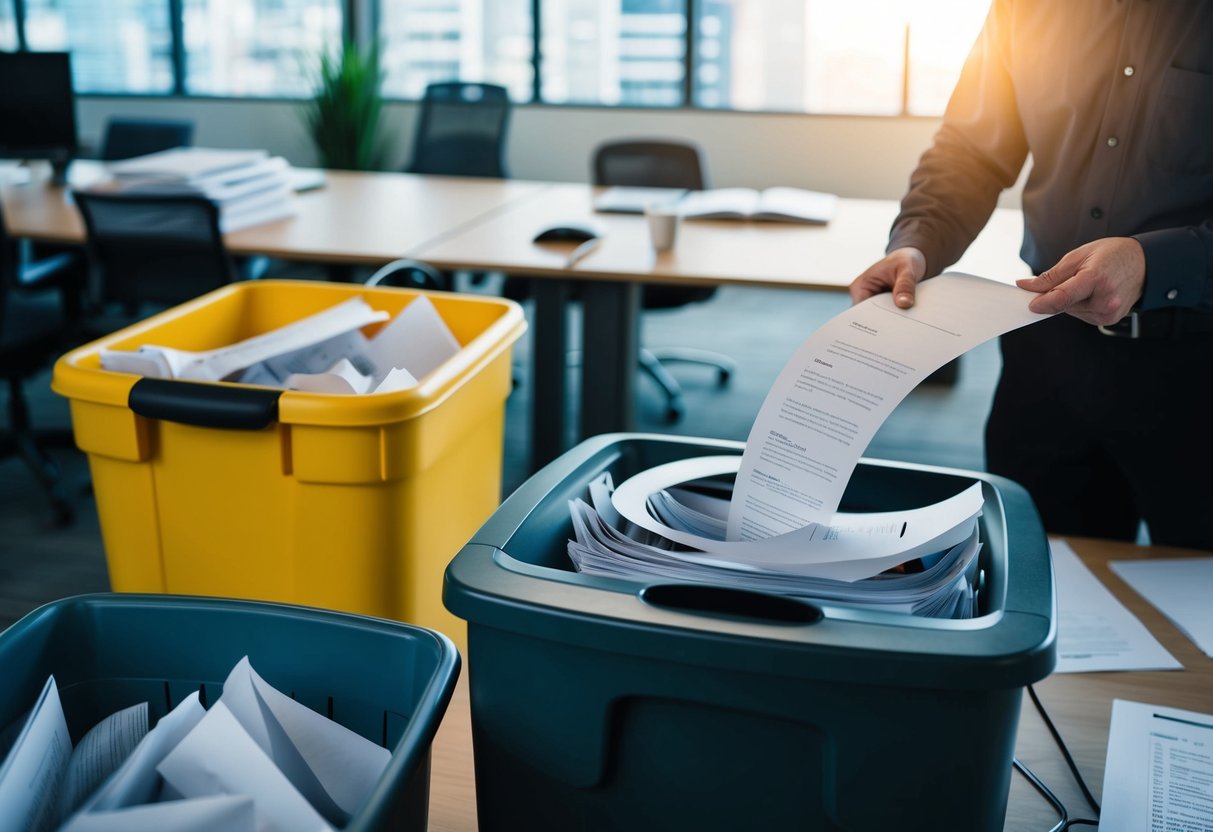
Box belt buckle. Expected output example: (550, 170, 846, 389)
(1098, 311, 1140, 339)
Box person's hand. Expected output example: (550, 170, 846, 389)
(1015, 237, 1145, 326)
(849, 247, 926, 308)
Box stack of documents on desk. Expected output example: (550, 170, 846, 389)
(104, 147, 297, 232)
(100, 294, 461, 395)
(0, 658, 387, 832)
(565, 273, 1058, 617)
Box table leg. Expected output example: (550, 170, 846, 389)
(580, 280, 639, 440)
(529, 279, 571, 472)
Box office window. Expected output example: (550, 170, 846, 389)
(0, 3, 16, 51)
(694, 0, 988, 116)
(541, 0, 686, 107)
(182, 0, 341, 97)
(23, 0, 174, 93)
(378, 0, 533, 101)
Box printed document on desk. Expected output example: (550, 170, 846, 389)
(725, 272, 1053, 543)
(1049, 538, 1181, 673)
(1110, 557, 1213, 658)
(1099, 699, 1213, 832)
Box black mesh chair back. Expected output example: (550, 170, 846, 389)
(72, 191, 236, 307)
(406, 82, 511, 178)
(593, 140, 707, 192)
(0, 200, 78, 524)
(98, 117, 195, 162)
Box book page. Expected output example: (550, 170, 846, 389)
(679, 188, 760, 219)
(755, 187, 838, 223)
(726, 272, 1052, 542)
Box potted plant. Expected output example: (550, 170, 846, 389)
(302, 40, 385, 171)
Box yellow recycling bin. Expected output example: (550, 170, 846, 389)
(51, 279, 525, 653)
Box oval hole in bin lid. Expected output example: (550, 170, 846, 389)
(640, 584, 823, 626)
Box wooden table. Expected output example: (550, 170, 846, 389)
(425, 537, 1212, 831)
(1, 162, 549, 265)
(414, 183, 1030, 470)
(4, 167, 1028, 472)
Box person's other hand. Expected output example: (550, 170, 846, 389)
(849, 247, 926, 308)
(1015, 237, 1145, 326)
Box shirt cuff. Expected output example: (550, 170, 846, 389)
(1133, 227, 1210, 311)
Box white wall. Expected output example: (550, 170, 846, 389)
(77, 96, 1023, 205)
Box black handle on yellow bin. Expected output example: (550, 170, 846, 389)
(129, 378, 282, 430)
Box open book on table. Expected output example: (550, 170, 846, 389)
(678, 186, 838, 224)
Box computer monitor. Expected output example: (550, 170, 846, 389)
(0, 51, 79, 185)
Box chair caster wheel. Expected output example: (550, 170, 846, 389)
(664, 400, 686, 424)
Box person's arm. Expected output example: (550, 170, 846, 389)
(853, 0, 1028, 307)
(1014, 221, 1213, 325)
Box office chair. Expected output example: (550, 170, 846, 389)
(97, 117, 195, 162)
(405, 82, 512, 179)
(406, 81, 513, 291)
(0, 202, 84, 526)
(593, 139, 737, 423)
(72, 191, 239, 327)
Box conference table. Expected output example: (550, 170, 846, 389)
(422, 536, 1210, 831)
(2, 161, 1029, 471)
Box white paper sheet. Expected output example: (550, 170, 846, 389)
(364, 294, 461, 382)
(217, 657, 390, 825)
(610, 454, 984, 581)
(1099, 699, 1213, 832)
(726, 272, 1052, 541)
(1049, 539, 1181, 673)
(1110, 557, 1213, 659)
(156, 701, 333, 832)
(59, 794, 256, 832)
(65, 692, 206, 821)
(0, 676, 71, 832)
(56, 701, 148, 823)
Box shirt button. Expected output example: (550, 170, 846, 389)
(1106, 136, 1119, 148)
(1123, 66, 1135, 77)
(1091, 207, 1104, 219)
(1166, 289, 1179, 301)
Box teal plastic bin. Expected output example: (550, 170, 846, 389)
(0, 593, 459, 832)
(444, 433, 1056, 832)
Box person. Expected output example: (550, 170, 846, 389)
(850, 0, 1213, 551)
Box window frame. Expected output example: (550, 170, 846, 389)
(0, 0, 955, 118)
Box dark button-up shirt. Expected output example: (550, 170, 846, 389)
(887, 0, 1213, 313)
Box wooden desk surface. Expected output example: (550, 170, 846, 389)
(1, 163, 548, 266)
(425, 537, 1211, 831)
(415, 183, 1031, 288)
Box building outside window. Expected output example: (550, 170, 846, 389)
(182, 0, 341, 97)
(2, 0, 989, 115)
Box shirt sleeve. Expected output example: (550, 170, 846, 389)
(887, 0, 1029, 279)
(1134, 221, 1213, 314)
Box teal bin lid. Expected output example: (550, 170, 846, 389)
(445, 433, 1056, 691)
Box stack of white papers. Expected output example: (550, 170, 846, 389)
(102, 147, 298, 232)
(568, 469, 983, 618)
(0, 658, 389, 832)
(100, 294, 461, 395)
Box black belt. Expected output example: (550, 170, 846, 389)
(1097, 308, 1213, 340)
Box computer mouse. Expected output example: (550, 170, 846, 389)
(532, 221, 602, 244)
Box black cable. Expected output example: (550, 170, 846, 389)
(1062, 820, 1100, 829)
(1012, 757, 1068, 832)
(1027, 684, 1101, 816)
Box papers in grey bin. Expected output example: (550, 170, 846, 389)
(569, 472, 982, 618)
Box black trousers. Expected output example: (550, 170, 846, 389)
(985, 313, 1213, 551)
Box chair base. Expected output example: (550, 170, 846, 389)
(639, 347, 736, 424)
(2, 378, 75, 527)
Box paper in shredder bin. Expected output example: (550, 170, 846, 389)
(51, 280, 526, 650)
(444, 433, 1057, 832)
(0, 593, 459, 831)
